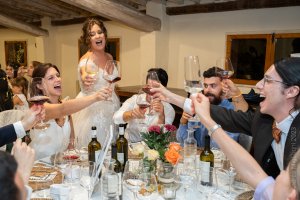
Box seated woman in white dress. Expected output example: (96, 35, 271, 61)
(11, 76, 29, 111)
(29, 63, 112, 160)
(113, 68, 175, 143)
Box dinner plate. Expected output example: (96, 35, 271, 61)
(235, 190, 254, 200)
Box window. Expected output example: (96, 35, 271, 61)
(226, 33, 300, 85)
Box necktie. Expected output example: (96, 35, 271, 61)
(272, 122, 281, 143)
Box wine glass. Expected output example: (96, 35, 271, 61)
(80, 161, 96, 200)
(197, 167, 218, 199)
(215, 57, 235, 79)
(184, 55, 203, 96)
(174, 154, 196, 200)
(136, 90, 151, 125)
(103, 60, 121, 101)
(85, 59, 99, 92)
(123, 160, 143, 200)
(142, 71, 160, 115)
(136, 172, 159, 200)
(28, 77, 50, 130)
(216, 167, 237, 198)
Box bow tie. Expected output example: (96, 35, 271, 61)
(272, 122, 282, 143)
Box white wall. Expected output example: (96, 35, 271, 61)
(1, 6, 300, 97)
(167, 6, 300, 93)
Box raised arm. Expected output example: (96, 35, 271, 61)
(222, 79, 249, 112)
(44, 87, 111, 120)
(191, 93, 267, 188)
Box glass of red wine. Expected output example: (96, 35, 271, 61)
(215, 57, 235, 98)
(103, 60, 121, 101)
(28, 77, 50, 130)
(142, 71, 160, 116)
(136, 90, 151, 125)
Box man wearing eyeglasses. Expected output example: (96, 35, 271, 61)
(150, 57, 300, 179)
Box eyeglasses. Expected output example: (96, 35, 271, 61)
(262, 76, 289, 87)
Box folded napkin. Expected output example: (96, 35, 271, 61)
(30, 171, 57, 182)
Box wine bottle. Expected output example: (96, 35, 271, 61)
(112, 143, 122, 199)
(200, 135, 214, 186)
(88, 126, 101, 163)
(116, 124, 128, 172)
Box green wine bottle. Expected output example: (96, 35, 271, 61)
(88, 126, 101, 162)
(200, 135, 214, 186)
(112, 142, 122, 199)
(116, 124, 128, 172)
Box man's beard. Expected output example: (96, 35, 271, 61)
(205, 92, 222, 105)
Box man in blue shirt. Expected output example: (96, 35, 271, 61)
(177, 67, 246, 148)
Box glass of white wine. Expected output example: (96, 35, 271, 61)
(184, 55, 203, 95)
(85, 59, 99, 93)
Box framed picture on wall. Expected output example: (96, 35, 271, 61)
(78, 38, 120, 61)
(5, 41, 27, 66)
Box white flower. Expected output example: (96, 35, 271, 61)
(132, 144, 145, 155)
(147, 149, 159, 161)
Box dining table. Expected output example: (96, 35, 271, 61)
(30, 148, 253, 200)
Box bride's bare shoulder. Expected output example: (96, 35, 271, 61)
(80, 52, 91, 61)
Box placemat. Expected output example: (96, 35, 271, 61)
(235, 190, 254, 200)
(29, 163, 63, 191)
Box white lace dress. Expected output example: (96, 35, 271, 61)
(29, 117, 71, 160)
(72, 58, 120, 148)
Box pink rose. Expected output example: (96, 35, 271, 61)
(148, 125, 161, 134)
(164, 124, 177, 132)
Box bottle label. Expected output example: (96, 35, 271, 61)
(117, 172, 122, 196)
(117, 153, 125, 164)
(95, 149, 100, 163)
(107, 174, 118, 194)
(200, 161, 211, 184)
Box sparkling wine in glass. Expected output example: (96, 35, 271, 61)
(103, 60, 121, 100)
(28, 77, 50, 130)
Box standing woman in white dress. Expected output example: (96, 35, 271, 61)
(29, 63, 112, 160)
(73, 17, 120, 148)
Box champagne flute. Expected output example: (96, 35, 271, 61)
(103, 60, 121, 101)
(28, 77, 50, 130)
(85, 59, 99, 93)
(80, 161, 96, 200)
(184, 55, 203, 96)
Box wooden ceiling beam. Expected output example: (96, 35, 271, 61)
(59, 0, 161, 32)
(0, 13, 48, 36)
(166, 0, 300, 15)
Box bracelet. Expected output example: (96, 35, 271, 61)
(232, 92, 242, 99)
(208, 124, 221, 137)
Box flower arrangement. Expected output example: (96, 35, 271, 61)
(141, 124, 177, 163)
(164, 143, 182, 165)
